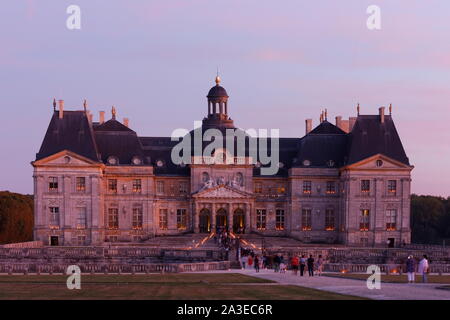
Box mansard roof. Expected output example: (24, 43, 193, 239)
(36, 111, 99, 161)
(346, 115, 410, 166)
(308, 120, 346, 135)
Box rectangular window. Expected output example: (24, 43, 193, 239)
(132, 179, 142, 193)
(254, 183, 262, 194)
(360, 209, 370, 231)
(256, 209, 267, 230)
(159, 209, 168, 230)
(177, 209, 187, 230)
(325, 209, 335, 231)
(76, 177, 86, 192)
(132, 207, 143, 230)
(277, 184, 286, 194)
(303, 181, 312, 194)
(301, 209, 312, 230)
(108, 179, 117, 193)
(76, 207, 87, 229)
(48, 177, 58, 192)
(326, 181, 336, 194)
(386, 209, 397, 231)
(388, 180, 397, 195)
(156, 181, 164, 194)
(76, 236, 86, 246)
(179, 182, 188, 195)
(361, 180, 370, 193)
(275, 209, 285, 230)
(49, 207, 60, 228)
(107, 208, 119, 229)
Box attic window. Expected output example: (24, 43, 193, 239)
(327, 160, 335, 167)
(278, 162, 284, 168)
(376, 160, 383, 167)
(107, 156, 118, 165)
(64, 156, 71, 164)
(303, 160, 311, 167)
(156, 160, 164, 167)
(132, 156, 142, 165)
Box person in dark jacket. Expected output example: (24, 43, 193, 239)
(254, 255, 260, 273)
(307, 255, 315, 276)
(299, 255, 306, 276)
(406, 255, 415, 283)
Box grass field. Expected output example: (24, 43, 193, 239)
(325, 273, 450, 284)
(0, 273, 365, 300)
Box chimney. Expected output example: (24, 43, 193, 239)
(123, 118, 129, 128)
(335, 116, 342, 129)
(305, 119, 312, 134)
(58, 100, 64, 119)
(349, 117, 357, 131)
(379, 106, 385, 123)
(88, 112, 93, 123)
(99, 111, 105, 124)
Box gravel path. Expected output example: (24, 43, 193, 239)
(231, 269, 450, 300)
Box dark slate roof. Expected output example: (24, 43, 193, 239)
(207, 85, 228, 98)
(36, 111, 99, 161)
(346, 115, 410, 165)
(95, 119, 133, 132)
(309, 120, 346, 135)
(295, 134, 348, 168)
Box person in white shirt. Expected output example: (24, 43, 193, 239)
(418, 254, 429, 283)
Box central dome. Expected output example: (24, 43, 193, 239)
(207, 76, 229, 98)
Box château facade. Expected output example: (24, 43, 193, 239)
(32, 77, 413, 247)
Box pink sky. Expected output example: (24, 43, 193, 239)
(0, 1, 449, 196)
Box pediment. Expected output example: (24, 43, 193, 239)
(193, 185, 253, 199)
(32, 150, 102, 167)
(342, 154, 413, 171)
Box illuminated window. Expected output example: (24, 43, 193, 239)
(303, 181, 312, 194)
(132, 179, 142, 193)
(159, 209, 168, 230)
(388, 180, 397, 195)
(386, 209, 397, 231)
(360, 209, 370, 231)
(301, 209, 312, 231)
(326, 181, 336, 194)
(76, 177, 86, 192)
(361, 180, 370, 193)
(325, 209, 335, 231)
(107, 208, 119, 230)
(132, 207, 143, 230)
(177, 209, 187, 230)
(256, 209, 267, 230)
(254, 182, 262, 194)
(49, 207, 60, 229)
(276, 209, 285, 230)
(76, 207, 86, 229)
(48, 177, 58, 192)
(277, 184, 286, 194)
(108, 179, 117, 193)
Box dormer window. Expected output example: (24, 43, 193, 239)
(303, 159, 311, 166)
(376, 159, 383, 167)
(327, 160, 335, 167)
(156, 160, 164, 167)
(132, 156, 142, 165)
(107, 156, 118, 165)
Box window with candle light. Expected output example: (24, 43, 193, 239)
(301, 209, 312, 231)
(177, 209, 187, 230)
(256, 209, 266, 230)
(159, 209, 168, 230)
(276, 209, 285, 230)
(325, 209, 335, 231)
(360, 209, 370, 231)
(303, 181, 312, 194)
(386, 209, 397, 231)
(107, 208, 119, 230)
(132, 207, 143, 230)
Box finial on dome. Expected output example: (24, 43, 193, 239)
(215, 75, 221, 86)
(111, 106, 116, 120)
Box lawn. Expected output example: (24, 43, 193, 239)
(0, 273, 364, 300)
(325, 273, 450, 284)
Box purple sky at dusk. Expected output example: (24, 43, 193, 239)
(0, 1, 449, 196)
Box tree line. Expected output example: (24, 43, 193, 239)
(0, 191, 449, 245)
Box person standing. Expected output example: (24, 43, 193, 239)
(274, 254, 280, 272)
(240, 254, 247, 269)
(300, 255, 306, 276)
(316, 255, 324, 276)
(418, 255, 429, 283)
(307, 255, 315, 277)
(254, 255, 260, 273)
(291, 255, 300, 276)
(406, 255, 415, 283)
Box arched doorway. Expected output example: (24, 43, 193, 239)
(199, 208, 211, 233)
(216, 208, 227, 232)
(233, 208, 245, 233)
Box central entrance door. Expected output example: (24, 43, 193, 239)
(199, 209, 211, 233)
(216, 208, 227, 232)
(233, 209, 245, 233)
(50, 236, 59, 246)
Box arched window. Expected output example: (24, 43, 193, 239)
(202, 172, 210, 183)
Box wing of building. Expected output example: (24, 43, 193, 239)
(32, 78, 413, 247)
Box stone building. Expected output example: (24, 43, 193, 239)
(32, 77, 413, 247)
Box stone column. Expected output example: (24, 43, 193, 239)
(245, 203, 251, 233)
(194, 202, 199, 233)
(211, 203, 216, 232)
